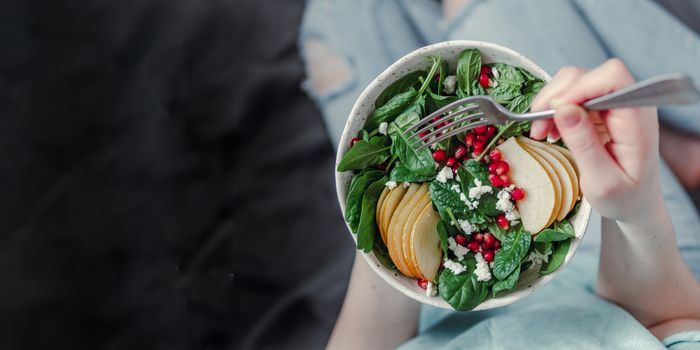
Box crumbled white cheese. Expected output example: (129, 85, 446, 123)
(443, 75, 457, 94)
(436, 166, 454, 183)
(444, 259, 467, 275)
(426, 281, 438, 297)
(496, 189, 521, 222)
(468, 179, 493, 200)
(448, 237, 469, 261)
(505, 210, 521, 222)
(402, 182, 411, 188)
(385, 181, 398, 190)
(526, 249, 550, 265)
(474, 252, 492, 282)
(451, 184, 462, 193)
(434, 161, 440, 169)
(455, 174, 461, 182)
(457, 219, 474, 234)
(378, 122, 388, 135)
(430, 143, 439, 150)
(491, 67, 500, 79)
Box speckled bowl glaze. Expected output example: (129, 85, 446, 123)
(335, 41, 592, 310)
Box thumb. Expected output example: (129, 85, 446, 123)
(552, 102, 619, 179)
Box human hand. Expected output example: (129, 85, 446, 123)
(529, 59, 662, 222)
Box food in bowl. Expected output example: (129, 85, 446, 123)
(337, 47, 581, 311)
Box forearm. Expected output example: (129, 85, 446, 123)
(327, 253, 420, 350)
(597, 190, 700, 332)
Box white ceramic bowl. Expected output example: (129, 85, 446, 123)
(335, 40, 592, 310)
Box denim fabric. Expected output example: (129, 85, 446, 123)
(300, 0, 700, 348)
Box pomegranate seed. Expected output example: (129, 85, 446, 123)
(464, 133, 475, 147)
(455, 145, 468, 159)
(440, 260, 445, 268)
(476, 136, 488, 145)
(419, 131, 430, 138)
(482, 233, 496, 249)
(417, 278, 429, 289)
(482, 250, 494, 263)
(497, 215, 509, 230)
(485, 125, 497, 138)
(474, 125, 488, 134)
(350, 137, 360, 147)
(432, 149, 447, 162)
(473, 141, 485, 152)
(500, 174, 511, 186)
(487, 163, 499, 174)
(479, 73, 490, 87)
(489, 149, 502, 162)
(472, 150, 482, 157)
(437, 121, 448, 129)
(481, 66, 491, 75)
(495, 161, 510, 176)
(467, 241, 480, 252)
(493, 240, 501, 250)
(473, 233, 484, 242)
(432, 116, 442, 122)
(488, 174, 503, 187)
(433, 72, 441, 81)
(446, 157, 458, 168)
(511, 187, 525, 200)
(455, 234, 467, 246)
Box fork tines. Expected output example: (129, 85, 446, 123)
(403, 96, 490, 150)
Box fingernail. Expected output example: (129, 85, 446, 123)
(558, 105, 582, 128)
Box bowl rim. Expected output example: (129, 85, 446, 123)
(334, 40, 592, 310)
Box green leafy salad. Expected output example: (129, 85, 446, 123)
(338, 48, 581, 311)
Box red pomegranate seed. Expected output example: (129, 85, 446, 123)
(437, 121, 448, 129)
(476, 135, 488, 144)
(489, 149, 502, 162)
(417, 278, 429, 289)
(482, 250, 494, 263)
(350, 137, 360, 147)
(446, 157, 458, 168)
(473, 233, 484, 242)
(479, 73, 490, 87)
(493, 240, 501, 250)
(419, 130, 430, 138)
(481, 66, 491, 75)
(500, 174, 511, 186)
(485, 125, 497, 138)
(455, 145, 468, 159)
(432, 116, 442, 122)
(467, 241, 480, 252)
(432, 149, 447, 162)
(488, 174, 503, 187)
(495, 161, 510, 176)
(474, 125, 488, 134)
(464, 133, 475, 147)
(433, 72, 441, 81)
(482, 233, 496, 249)
(473, 141, 485, 152)
(511, 187, 525, 200)
(497, 215, 509, 230)
(487, 163, 499, 174)
(455, 234, 467, 246)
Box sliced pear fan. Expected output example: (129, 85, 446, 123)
(409, 202, 442, 281)
(402, 192, 431, 277)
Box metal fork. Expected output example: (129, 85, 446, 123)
(405, 73, 700, 150)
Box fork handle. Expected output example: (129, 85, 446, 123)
(517, 73, 700, 121)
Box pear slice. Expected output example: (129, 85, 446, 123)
(550, 143, 579, 178)
(518, 137, 574, 221)
(497, 138, 557, 234)
(376, 186, 390, 239)
(540, 143, 580, 213)
(409, 202, 442, 282)
(517, 140, 562, 227)
(388, 183, 428, 277)
(385, 183, 418, 275)
(402, 192, 432, 277)
(379, 186, 408, 244)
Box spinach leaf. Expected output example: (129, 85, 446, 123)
(427, 90, 459, 113)
(540, 238, 571, 274)
(394, 111, 420, 131)
(457, 166, 473, 195)
(463, 159, 490, 182)
(486, 63, 525, 103)
(492, 265, 520, 297)
(369, 135, 389, 147)
(507, 93, 536, 114)
(534, 220, 575, 242)
(534, 241, 553, 256)
(488, 222, 507, 242)
(438, 258, 490, 311)
(337, 140, 391, 172)
(436, 220, 450, 258)
(357, 176, 389, 252)
(456, 49, 481, 96)
(389, 164, 435, 182)
(388, 123, 435, 177)
(497, 121, 531, 139)
(516, 67, 539, 82)
(470, 79, 486, 96)
(344, 170, 383, 232)
(437, 59, 449, 95)
(402, 93, 426, 117)
(365, 89, 419, 131)
(375, 71, 425, 108)
(566, 200, 582, 221)
(373, 235, 397, 271)
(430, 180, 488, 227)
(523, 81, 545, 95)
(360, 129, 370, 141)
(417, 56, 441, 97)
(492, 226, 531, 280)
(476, 193, 501, 217)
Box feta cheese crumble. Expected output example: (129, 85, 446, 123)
(378, 122, 388, 135)
(443, 75, 457, 94)
(491, 67, 500, 79)
(457, 219, 474, 234)
(474, 252, 492, 282)
(448, 237, 469, 261)
(426, 281, 438, 297)
(436, 166, 454, 183)
(402, 182, 411, 188)
(468, 179, 493, 200)
(444, 259, 467, 275)
(385, 181, 398, 190)
(496, 189, 521, 222)
(525, 249, 550, 265)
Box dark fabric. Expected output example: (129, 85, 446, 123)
(0, 0, 353, 349)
